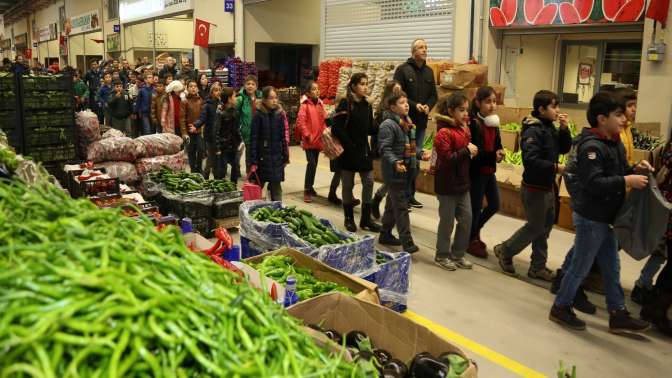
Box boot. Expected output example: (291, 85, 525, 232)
(609, 308, 650, 334)
(359, 204, 381, 232)
(378, 231, 401, 246)
(328, 190, 343, 206)
(371, 194, 383, 219)
(343, 204, 357, 232)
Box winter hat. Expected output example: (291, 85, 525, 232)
(166, 80, 184, 94)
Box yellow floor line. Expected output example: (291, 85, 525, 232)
(404, 311, 547, 378)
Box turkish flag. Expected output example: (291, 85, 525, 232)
(647, 0, 670, 27)
(194, 19, 210, 48)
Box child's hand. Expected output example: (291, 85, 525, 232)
(636, 160, 654, 174)
(468, 143, 478, 158)
(421, 150, 431, 161)
(188, 124, 197, 134)
(394, 161, 407, 173)
(496, 149, 505, 162)
(558, 113, 569, 129)
(625, 174, 649, 189)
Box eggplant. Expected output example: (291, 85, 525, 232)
(382, 358, 409, 378)
(409, 352, 448, 378)
(354, 350, 375, 362)
(324, 329, 342, 344)
(373, 348, 392, 365)
(345, 330, 369, 349)
(307, 323, 323, 332)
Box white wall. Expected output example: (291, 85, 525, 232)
(193, 0, 235, 69)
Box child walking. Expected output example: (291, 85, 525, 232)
(237, 75, 262, 174)
(107, 80, 132, 135)
(217, 87, 243, 182)
(194, 85, 221, 178)
(467, 87, 504, 258)
(495, 90, 572, 281)
(295, 80, 327, 203)
(432, 93, 477, 271)
(249, 87, 289, 201)
(181, 80, 204, 174)
(551, 92, 651, 333)
(377, 91, 420, 253)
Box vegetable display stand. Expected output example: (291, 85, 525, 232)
(240, 201, 377, 277)
(243, 248, 380, 305)
(191, 216, 215, 238)
(75, 177, 121, 198)
(240, 235, 268, 259)
(0, 73, 23, 153)
(160, 189, 214, 219)
(361, 251, 412, 313)
(288, 293, 478, 378)
(213, 191, 243, 219)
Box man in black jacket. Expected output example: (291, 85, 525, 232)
(394, 39, 437, 208)
(551, 92, 651, 333)
(495, 90, 571, 282)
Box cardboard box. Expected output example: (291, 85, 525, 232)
(496, 163, 524, 189)
(288, 293, 478, 378)
(633, 148, 652, 163)
(634, 122, 661, 137)
(500, 130, 519, 152)
(440, 64, 488, 89)
(497, 183, 525, 220)
(498, 107, 532, 125)
(491, 83, 506, 105)
(556, 180, 574, 230)
(427, 60, 454, 83)
(415, 166, 436, 195)
(244, 248, 380, 305)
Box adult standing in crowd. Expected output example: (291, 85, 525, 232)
(160, 57, 178, 80)
(85, 60, 104, 123)
(178, 57, 198, 83)
(332, 73, 381, 233)
(394, 38, 438, 209)
(119, 58, 132, 86)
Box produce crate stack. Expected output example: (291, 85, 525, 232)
(277, 87, 301, 146)
(20, 74, 77, 172)
(0, 72, 22, 153)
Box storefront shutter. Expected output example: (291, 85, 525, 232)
(323, 0, 455, 60)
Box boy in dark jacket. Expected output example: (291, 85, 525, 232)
(378, 92, 420, 253)
(135, 72, 155, 135)
(97, 72, 113, 126)
(550, 92, 651, 333)
(217, 87, 243, 182)
(194, 85, 220, 178)
(107, 80, 132, 135)
(495, 90, 572, 281)
(151, 80, 167, 133)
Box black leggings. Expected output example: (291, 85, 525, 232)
(656, 241, 672, 292)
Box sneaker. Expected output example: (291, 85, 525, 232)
(549, 305, 586, 330)
(435, 258, 457, 271)
(528, 268, 556, 282)
(466, 239, 488, 259)
(574, 287, 597, 315)
(409, 197, 423, 208)
(631, 284, 655, 306)
(404, 243, 420, 254)
(609, 308, 651, 334)
(303, 191, 312, 203)
(379, 232, 402, 246)
(494, 244, 515, 276)
(452, 257, 473, 270)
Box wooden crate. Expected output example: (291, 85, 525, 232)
(497, 182, 525, 220)
(501, 130, 519, 152)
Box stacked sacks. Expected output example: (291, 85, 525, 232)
(74, 110, 101, 159)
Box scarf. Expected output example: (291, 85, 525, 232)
(399, 115, 417, 168)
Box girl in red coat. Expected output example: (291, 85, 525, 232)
(432, 92, 478, 271)
(295, 81, 327, 203)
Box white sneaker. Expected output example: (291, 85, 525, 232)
(452, 257, 473, 270)
(435, 258, 457, 271)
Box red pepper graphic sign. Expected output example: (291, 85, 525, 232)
(489, 0, 645, 26)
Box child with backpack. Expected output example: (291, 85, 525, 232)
(466, 86, 504, 258)
(432, 93, 478, 271)
(550, 92, 652, 333)
(495, 90, 572, 282)
(377, 91, 420, 253)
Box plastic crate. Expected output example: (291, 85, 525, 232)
(240, 236, 266, 259)
(191, 217, 215, 238)
(25, 127, 74, 147)
(21, 76, 72, 91)
(76, 177, 121, 198)
(26, 144, 77, 163)
(213, 197, 243, 219)
(66, 167, 107, 195)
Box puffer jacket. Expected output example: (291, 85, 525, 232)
(160, 93, 181, 135)
(295, 95, 326, 151)
(378, 111, 411, 186)
(135, 84, 154, 116)
(180, 93, 203, 137)
(572, 128, 633, 224)
(433, 114, 472, 195)
(217, 107, 243, 152)
(151, 91, 167, 125)
(331, 96, 376, 172)
(520, 114, 572, 190)
(236, 90, 262, 146)
(194, 98, 220, 144)
(249, 103, 289, 183)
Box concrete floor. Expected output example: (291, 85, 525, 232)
(234, 146, 671, 377)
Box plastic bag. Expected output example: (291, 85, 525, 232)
(361, 251, 411, 310)
(135, 150, 187, 176)
(97, 161, 140, 184)
(135, 133, 183, 158)
(74, 110, 101, 158)
(102, 128, 125, 139)
(87, 137, 144, 163)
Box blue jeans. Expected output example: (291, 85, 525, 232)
(636, 248, 667, 289)
(141, 115, 153, 135)
(469, 173, 500, 239)
(407, 126, 426, 200)
(187, 134, 204, 174)
(555, 212, 625, 311)
(217, 150, 239, 182)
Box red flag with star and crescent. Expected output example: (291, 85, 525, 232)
(194, 19, 210, 48)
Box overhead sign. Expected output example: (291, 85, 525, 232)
(120, 0, 194, 23)
(113, 24, 121, 33)
(66, 9, 101, 35)
(225, 0, 235, 13)
(107, 33, 121, 52)
(14, 33, 28, 48)
(38, 23, 58, 42)
(0, 39, 11, 50)
(489, 0, 646, 27)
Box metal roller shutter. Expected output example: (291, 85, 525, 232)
(323, 0, 455, 60)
